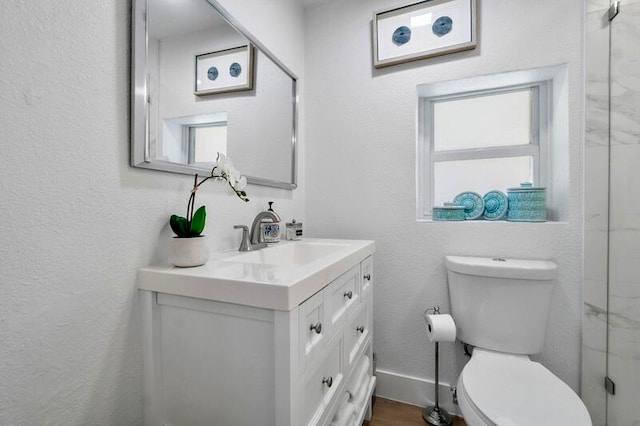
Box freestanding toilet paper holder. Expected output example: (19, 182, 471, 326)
(422, 306, 453, 426)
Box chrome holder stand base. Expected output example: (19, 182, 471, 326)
(422, 405, 452, 426)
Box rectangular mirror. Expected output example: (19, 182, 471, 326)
(131, 0, 298, 189)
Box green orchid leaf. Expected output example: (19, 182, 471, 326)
(170, 215, 189, 237)
(190, 206, 206, 236)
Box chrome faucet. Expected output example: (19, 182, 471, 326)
(249, 209, 281, 249)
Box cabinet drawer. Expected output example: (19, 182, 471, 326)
(344, 302, 369, 370)
(361, 256, 373, 301)
(299, 289, 327, 370)
(325, 265, 360, 333)
(304, 335, 344, 426)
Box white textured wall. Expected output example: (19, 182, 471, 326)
(304, 0, 585, 403)
(0, 0, 305, 424)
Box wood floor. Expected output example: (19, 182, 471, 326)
(363, 397, 467, 426)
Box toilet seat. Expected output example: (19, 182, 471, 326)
(458, 349, 591, 426)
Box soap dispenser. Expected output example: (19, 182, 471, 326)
(261, 201, 281, 243)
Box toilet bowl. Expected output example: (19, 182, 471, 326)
(456, 348, 591, 426)
(445, 256, 591, 426)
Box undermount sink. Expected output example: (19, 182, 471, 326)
(223, 241, 352, 266)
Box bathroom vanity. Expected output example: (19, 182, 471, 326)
(138, 239, 375, 426)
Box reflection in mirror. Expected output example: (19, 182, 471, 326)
(159, 112, 227, 165)
(190, 122, 228, 165)
(131, 0, 298, 188)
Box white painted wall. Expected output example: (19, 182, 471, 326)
(0, 0, 305, 424)
(304, 0, 585, 406)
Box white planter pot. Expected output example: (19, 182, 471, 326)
(169, 236, 209, 267)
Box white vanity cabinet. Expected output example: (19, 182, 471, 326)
(139, 239, 375, 426)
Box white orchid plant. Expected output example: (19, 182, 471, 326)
(170, 153, 249, 238)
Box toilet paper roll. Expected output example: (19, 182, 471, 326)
(425, 314, 457, 342)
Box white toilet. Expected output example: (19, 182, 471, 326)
(445, 256, 591, 426)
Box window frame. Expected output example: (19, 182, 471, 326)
(417, 80, 550, 220)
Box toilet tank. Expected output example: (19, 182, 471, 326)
(445, 256, 557, 355)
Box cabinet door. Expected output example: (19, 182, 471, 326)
(303, 335, 344, 426)
(299, 289, 327, 371)
(325, 265, 360, 334)
(361, 256, 373, 301)
(326, 350, 374, 426)
(345, 350, 373, 425)
(344, 301, 370, 370)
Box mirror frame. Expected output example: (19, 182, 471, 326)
(131, 0, 298, 189)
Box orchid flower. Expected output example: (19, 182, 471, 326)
(169, 153, 249, 238)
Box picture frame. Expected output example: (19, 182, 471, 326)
(372, 0, 476, 68)
(194, 44, 254, 96)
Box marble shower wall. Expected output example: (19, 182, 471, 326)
(584, 1, 640, 425)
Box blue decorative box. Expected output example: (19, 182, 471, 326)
(432, 205, 466, 221)
(506, 183, 546, 222)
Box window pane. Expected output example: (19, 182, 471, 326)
(193, 125, 227, 163)
(433, 156, 533, 207)
(433, 89, 532, 151)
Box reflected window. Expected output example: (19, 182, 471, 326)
(160, 112, 227, 165)
(188, 123, 227, 164)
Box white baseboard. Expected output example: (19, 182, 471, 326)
(374, 369, 461, 416)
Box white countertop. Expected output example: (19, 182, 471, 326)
(138, 238, 375, 311)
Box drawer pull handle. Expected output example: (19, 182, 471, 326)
(364, 274, 371, 281)
(356, 326, 365, 333)
(310, 322, 322, 334)
(322, 376, 333, 388)
(343, 291, 353, 299)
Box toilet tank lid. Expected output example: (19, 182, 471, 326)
(445, 256, 557, 280)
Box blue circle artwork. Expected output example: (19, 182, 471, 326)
(432, 16, 453, 36)
(229, 62, 242, 77)
(207, 66, 219, 81)
(392, 26, 412, 45)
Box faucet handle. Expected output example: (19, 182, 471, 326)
(233, 225, 252, 252)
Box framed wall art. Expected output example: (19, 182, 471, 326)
(194, 44, 254, 96)
(372, 0, 476, 68)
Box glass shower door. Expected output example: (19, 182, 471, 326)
(606, 1, 640, 424)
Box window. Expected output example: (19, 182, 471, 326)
(416, 66, 565, 221)
(427, 85, 547, 207)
